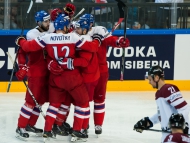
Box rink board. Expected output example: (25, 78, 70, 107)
(0, 80, 190, 92)
(0, 29, 190, 91)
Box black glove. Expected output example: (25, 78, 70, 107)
(15, 36, 26, 47)
(184, 122, 189, 134)
(7, 70, 16, 76)
(133, 117, 153, 133)
(92, 34, 104, 45)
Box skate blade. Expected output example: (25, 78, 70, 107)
(35, 132, 43, 137)
(43, 137, 50, 143)
(71, 137, 87, 142)
(15, 133, 28, 141)
(43, 136, 57, 143)
(96, 134, 101, 138)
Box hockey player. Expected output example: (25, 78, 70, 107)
(15, 14, 103, 141)
(70, 18, 100, 134)
(163, 113, 190, 143)
(133, 65, 190, 143)
(15, 10, 50, 140)
(79, 13, 130, 135)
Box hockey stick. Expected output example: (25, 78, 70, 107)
(73, 8, 85, 20)
(7, 0, 33, 92)
(146, 129, 190, 136)
(116, 0, 127, 81)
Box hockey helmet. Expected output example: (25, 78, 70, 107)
(168, 113, 185, 129)
(35, 10, 50, 23)
(54, 14, 70, 30)
(80, 14, 95, 24)
(145, 65, 164, 79)
(75, 18, 90, 31)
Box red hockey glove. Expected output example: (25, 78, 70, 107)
(50, 8, 62, 21)
(63, 3, 76, 18)
(15, 65, 28, 81)
(15, 36, 26, 47)
(48, 60, 64, 75)
(117, 36, 130, 48)
(58, 58, 74, 70)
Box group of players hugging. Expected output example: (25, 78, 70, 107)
(14, 2, 130, 142)
(13, 2, 190, 143)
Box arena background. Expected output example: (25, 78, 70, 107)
(0, 29, 190, 92)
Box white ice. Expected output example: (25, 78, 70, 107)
(0, 91, 190, 143)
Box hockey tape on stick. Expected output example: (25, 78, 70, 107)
(104, 18, 124, 38)
(73, 8, 85, 20)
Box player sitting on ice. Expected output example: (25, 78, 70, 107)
(163, 113, 190, 143)
(15, 13, 104, 142)
(78, 13, 130, 136)
(133, 65, 190, 143)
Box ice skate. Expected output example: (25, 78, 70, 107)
(95, 125, 102, 138)
(62, 122, 72, 134)
(81, 128, 88, 135)
(15, 127, 29, 141)
(26, 124, 43, 136)
(43, 131, 56, 143)
(52, 124, 69, 136)
(71, 130, 88, 142)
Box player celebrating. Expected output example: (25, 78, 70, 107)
(15, 10, 50, 140)
(15, 14, 103, 142)
(70, 18, 100, 134)
(163, 113, 190, 143)
(133, 65, 190, 143)
(79, 13, 130, 136)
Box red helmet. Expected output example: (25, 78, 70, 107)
(50, 8, 62, 21)
(63, 3, 76, 18)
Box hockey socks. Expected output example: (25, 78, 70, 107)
(28, 106, 40, 126)
(93, 101, 105, 126)
(44, 103, 60, 131)
(18, 102, 34, 128)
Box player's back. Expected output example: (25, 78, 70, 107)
(43, 33, 77, 61)
(164, 133, 190, 143)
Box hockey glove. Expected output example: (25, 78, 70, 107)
(48, 60, 64, 75)
(15, 36, 26, 47)
(92, 34, 104, 45)
(15, 64, 28, 81)
(133, 117, 153, 133)
(63, 3, 76, 18)
(117, 36, 130, 48)
(58, 58, 74, 70)
(50, 8, 62, 21)
(184, 122, 189, 134)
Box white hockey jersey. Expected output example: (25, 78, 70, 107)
(26, 26, 48, 40)
(149, 84, 190, 142)
(87, 26, 111, 39)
